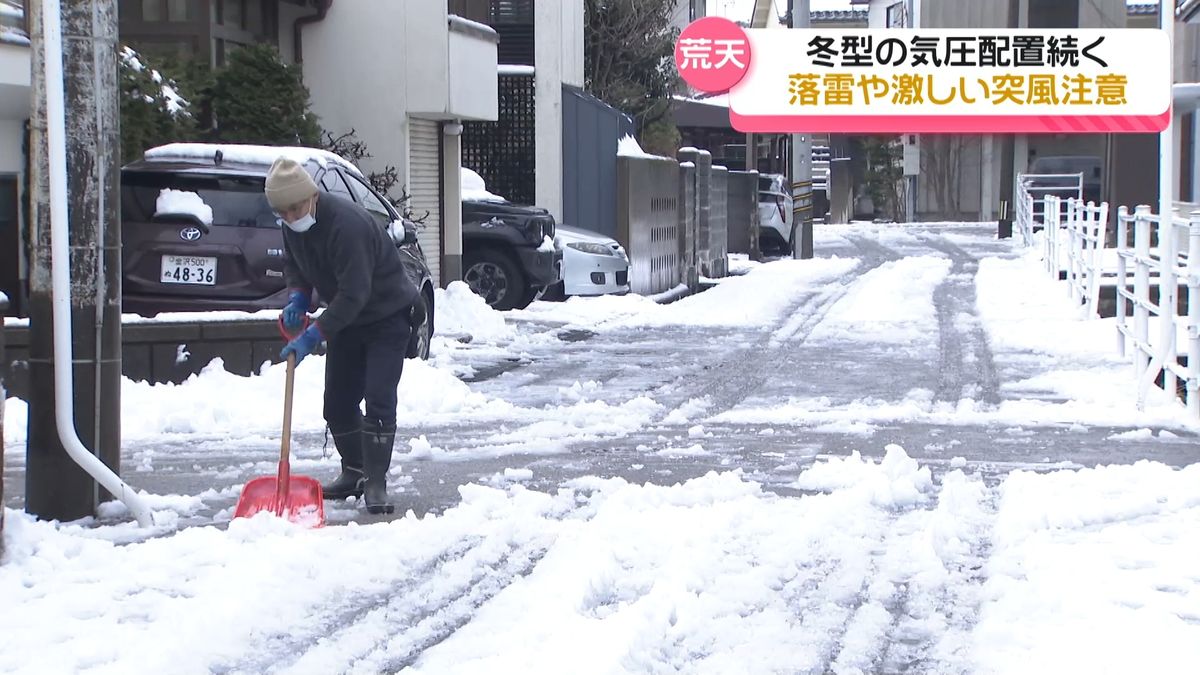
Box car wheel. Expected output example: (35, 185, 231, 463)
(463, 248, 526, 311)
(407, 289, 432, 360)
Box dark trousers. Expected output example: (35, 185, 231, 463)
(323, 309, 412, 433)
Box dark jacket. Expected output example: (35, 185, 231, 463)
(283, 192, 418, 338)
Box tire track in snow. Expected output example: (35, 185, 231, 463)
(655, 235, 905, 425)
(920, 235, 1001, 409)
(217, 527, 557, 674)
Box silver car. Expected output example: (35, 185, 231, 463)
(543, 225, 630, 299)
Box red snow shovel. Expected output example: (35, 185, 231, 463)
(233, 316, 325, 527)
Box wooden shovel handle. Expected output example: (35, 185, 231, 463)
(277, 352, 296, 507)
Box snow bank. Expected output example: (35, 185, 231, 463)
(155, 189, 213, 226)
(432, 280, 515, 343)
(5, 353, 516, 446)
(793, 444, 934, 509)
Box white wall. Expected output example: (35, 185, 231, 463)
(405, 1, 451, 118)
(448, 25, 499, 121)
(534, 0, 567, 220)
(561, 0, 585, 88)
(301, 0, 410, 188)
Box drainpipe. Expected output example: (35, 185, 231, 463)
(294, 0, 333, 64)
(42, 0, 153, 528)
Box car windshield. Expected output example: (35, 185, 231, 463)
(122, 170, 279, 229)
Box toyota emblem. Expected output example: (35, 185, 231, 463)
(179, 226, 203, 241)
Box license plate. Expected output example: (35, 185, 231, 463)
(161, 255, 217, 285)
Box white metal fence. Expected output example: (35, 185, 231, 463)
(1114, 205, 1200, 416)
(1014, 171, 1084, 246)
(1014, 177, 1200, 419)
(1043, 195, 1108, 318)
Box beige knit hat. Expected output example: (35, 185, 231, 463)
(264, 157, 318, 211)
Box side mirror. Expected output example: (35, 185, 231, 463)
(390, 219, 418, 246)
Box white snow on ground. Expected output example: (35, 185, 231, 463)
(5, 222, 1200, 672)
(155, 189, 213, 226)
(432, 281, 515, 343)
(620, 257, 860, 330)
(4, 447, 1198, 674)
(808, 255, 952, 346)
(714, 234, 1200, 433)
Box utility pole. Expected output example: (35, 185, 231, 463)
(789, 0, 813, 258)
(26, 0, 124, 522)
(998, 0, 1022, 227)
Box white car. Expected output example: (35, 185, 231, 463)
(544, 224, 630, 299)
(758, 173, 793, 255)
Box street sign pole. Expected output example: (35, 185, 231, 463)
(789, 0, 813, 258)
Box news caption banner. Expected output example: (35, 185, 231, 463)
(674, 16, 1172, 134)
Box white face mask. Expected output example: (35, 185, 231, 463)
(284, 212, 316, 233)
(278, 196, 317, 233)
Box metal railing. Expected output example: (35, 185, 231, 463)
(1114, 205, 1200, 416)
(1043, 195, 1108, 317)
(1014, 171, 1084, 246)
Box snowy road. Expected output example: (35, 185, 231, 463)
(4, 223, 1200, 674)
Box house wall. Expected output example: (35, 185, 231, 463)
(300, 0, 409, 186)
(534, 0, 584, 222)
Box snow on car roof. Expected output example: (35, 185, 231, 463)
(143, 143, 366, 178)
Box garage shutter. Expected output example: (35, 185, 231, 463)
(409, 118, 442, 286)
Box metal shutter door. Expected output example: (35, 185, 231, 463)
(409, 118, 441, 286)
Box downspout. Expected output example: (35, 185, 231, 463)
(293, 0, 333, 64)
(42, 0, 153, 527)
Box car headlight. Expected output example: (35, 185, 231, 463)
(566, 242, 615, 256)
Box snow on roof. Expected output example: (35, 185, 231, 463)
(460, 167, 508, 203)
(143, 143, 366, 178)
(448, 14, 498, 37)
(156, 189, 214, 226)
(498, 64, 534, 76)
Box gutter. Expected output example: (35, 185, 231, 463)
(41, 0, 153, 528)
(293, 0, 333, 64)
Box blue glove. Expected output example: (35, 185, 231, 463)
(281, 289, 311, 332)
(280, 323, 324, 365)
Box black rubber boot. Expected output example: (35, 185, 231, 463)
(362, 421, 397, 515)
(322, 422, 364, 501)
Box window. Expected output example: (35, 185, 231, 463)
(121, 171, 280, 229)
(318, 170, 353, 200)
(343, 172, 395, 228)
(886, 2, 908, 28)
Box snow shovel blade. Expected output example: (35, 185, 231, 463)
(233, 475, 325, 527)
(231, 345, 326, 528)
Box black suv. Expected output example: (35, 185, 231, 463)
(120, 143, 436, 359)
(462, 199, 564, 311)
